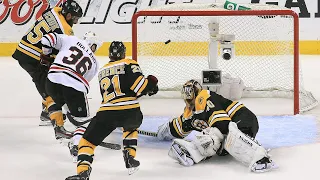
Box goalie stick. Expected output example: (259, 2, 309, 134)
(138, 129, 158, 137)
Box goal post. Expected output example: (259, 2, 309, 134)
(131, 3, 317, 114)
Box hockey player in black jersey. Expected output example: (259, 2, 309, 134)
(11, 0, 82, 131)
(157, 80, 277, 172)
(65, 41, 159, 180)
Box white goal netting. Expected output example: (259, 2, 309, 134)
(133, 2, 318, 113)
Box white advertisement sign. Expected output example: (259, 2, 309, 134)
(0, 0, 320, 41)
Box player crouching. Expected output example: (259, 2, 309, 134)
(157, 80, 277, 173)
(40, 31, 102, 160)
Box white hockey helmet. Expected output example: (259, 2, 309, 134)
(83, 31, 102, 53)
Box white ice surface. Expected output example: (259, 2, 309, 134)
(0, 55, 320, 180)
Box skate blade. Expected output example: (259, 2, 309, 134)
(251, 162, 278, 173)
(57, 138, 71, 146)
(39, 122, 52, 126)
(128, 167, 139, 175)
(72, 156, 77, 163)
(39, 118, 52, 126)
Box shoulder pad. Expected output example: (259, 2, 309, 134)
(195, 90, 211, 112)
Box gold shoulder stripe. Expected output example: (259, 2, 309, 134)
(195, 90, 210, 112)
(120, 59, 138, 65)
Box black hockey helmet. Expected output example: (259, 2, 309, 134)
(61, 0, 83, 25)
(109, 41, 126, 61)
(181, 79, 203, 106)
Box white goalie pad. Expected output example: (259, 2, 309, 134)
(224, 122, 272, 170)
(168, 139, 206, 166)
(212, 73, 245, 100)
(192, 127, 224, 157)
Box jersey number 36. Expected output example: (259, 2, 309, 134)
(62, 46, 92, 76)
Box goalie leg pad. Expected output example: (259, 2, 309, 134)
(192, 127, 224, 157)
(168, 139, 206, 166)
(224, 122, 276, 172)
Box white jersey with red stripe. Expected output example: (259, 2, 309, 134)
(41, 33, 99, 93)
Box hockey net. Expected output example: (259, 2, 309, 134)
(132, 3, 318, 114)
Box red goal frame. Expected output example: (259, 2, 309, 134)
(131, 9, 300, 114)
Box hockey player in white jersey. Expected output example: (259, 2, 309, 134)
(40, 31, 102, 161)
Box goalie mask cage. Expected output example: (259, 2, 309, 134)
(132, 3, 318, 114)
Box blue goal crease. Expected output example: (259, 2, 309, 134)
(125, 115, 319, 149)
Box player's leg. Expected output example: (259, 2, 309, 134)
(66, 112, 116, 180)
(121, 108, 143, 175)
(232, 107, 259, 138)
(45, 79, 73, 139)
(61, 85, 91, 161)
(217, 107, 259, 156)
(224, 121, 276, 172)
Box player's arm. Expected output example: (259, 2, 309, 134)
(193, 96, 231, 135)
(40, 33, 66, 66)
(41, 32, 66, 53)
(127, 62, 158, 97)
(158, 114, 193, 141)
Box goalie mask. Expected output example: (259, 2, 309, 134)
(83, 31, 102, 53)
(181, 80, 203, 106)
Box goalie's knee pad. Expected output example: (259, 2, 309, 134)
(168, 139, 206, 166)
(224, 122, 271, 170)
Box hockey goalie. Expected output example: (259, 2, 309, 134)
(156, 79, 277, 173)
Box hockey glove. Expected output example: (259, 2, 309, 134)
(147, 75, 159, 96)
(40, 53, 55, 67)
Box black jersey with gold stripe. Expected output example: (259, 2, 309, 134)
(12, 7, 73, 62)
(98, 59, 151, 111)
(169, 90, 246, 138)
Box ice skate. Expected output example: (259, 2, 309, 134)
(65, 167, 91, 180)
(68, 141, 78, 163)
(39, 104, 51, 126)
(52, 121, 73, 140)
(123, 150, 140, 175)
(251, 156, 278, 173)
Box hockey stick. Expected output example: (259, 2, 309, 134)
(138, 129, 158, 137)
(100, 142, 121, 150)
(66, 114, 121, 150)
